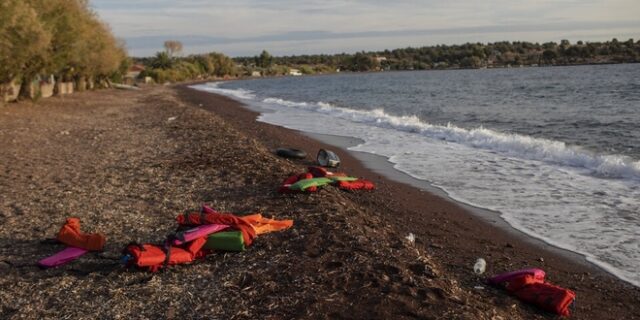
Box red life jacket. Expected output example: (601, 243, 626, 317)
(279, 168, 375, 193)
(124, 237, 208, 272)
(278, 172, 318, 194)
(489, 269, 575, 317)
(510, 276, 576, 317)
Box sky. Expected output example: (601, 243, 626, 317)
(91, 0, 640, 57)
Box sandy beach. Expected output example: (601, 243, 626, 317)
(0, 85, 638, 319)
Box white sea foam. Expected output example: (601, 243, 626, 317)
(190, 82, 256, 100)
(192, 82, 640, 287)
(261, 97, 640, 181)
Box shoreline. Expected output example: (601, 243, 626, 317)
(178, 84, 640, 318)
(194, 80, 620, 277)
(191, 77, 639, 287)
(301, 131, 598, 271)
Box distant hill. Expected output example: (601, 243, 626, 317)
(233, 38, 639, 74)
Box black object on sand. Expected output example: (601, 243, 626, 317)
(276, 148, 307, 159)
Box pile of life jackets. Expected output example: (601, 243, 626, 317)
(38, 206, 293, 272)
(38, 218, 106, 268)
(488, 268, 576, 317)
(279, 166, 375, 193)
(121, 205, 293, 272)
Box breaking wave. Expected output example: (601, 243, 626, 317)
(261, 97, 640, 181)
(190, 82, 640, 181)
(191, 82, 255, 100)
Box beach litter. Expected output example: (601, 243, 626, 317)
(275, 147, 307, 159)
(317, 149, 341, 168)
(122, 205, 293, 272)
(487, 268, 576, 317)
(57, 218, 106, 251)
(37, 207, 293, 272)
(405, 233, 416, 244)
(473, 258, 486, 275)
(167, 116, 177, 122)
(38, 218, 105, 268)
(38, 247, 88, 268)
(279, 166, 375, 193)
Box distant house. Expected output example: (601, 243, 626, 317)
(374, 56, 387, 63)
(251, 71, 261, 77)
(288, 68, 302, 76)
(124, 64, 145, 84)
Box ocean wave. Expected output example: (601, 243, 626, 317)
(261, 97, 640, 181)
(189, 82, 256, 100)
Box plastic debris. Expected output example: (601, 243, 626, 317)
(405, 233, 415, 244)
(474, 258, 486, 275)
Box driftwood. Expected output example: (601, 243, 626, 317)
(112, 83, 141, 91)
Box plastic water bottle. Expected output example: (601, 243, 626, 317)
(474, 258, 486, 275)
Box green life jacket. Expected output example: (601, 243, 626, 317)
(289, 177, 333, 191)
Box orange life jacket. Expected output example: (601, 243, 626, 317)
(336, 179, 375, 191)
(57, 218, 105, 251)
(123, 237, 208, 272)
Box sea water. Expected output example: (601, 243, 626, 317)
(191, 64, 640, 286)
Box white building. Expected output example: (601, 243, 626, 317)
(288, 68, 302, 76)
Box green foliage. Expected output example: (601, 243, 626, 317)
(346, 52, 380, 72)
(256, 50, 273, 68)
(0, 0, 51, 83)
(151, 51, 173, 69)
(1, 0, 126, 89)
(139, 50, 237, 83)
(234, 38, 640, 72)
(299, 65, 314, 74)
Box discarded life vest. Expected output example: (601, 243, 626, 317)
(488, 268, 575, 317)
(57, 218, 106, 251)
(38, 218, 104, 269)
(335, 179, 375, 191)
(38, 247, 88, 269)
(172, 224, 229, 245)
(241, 213, 294, 235)
(122, 237, 208, 272)
(278, 172, 319, 193)
(279, 166, 375, 193)
(204, 231, 246, 251)
(176, 205, 257, 247)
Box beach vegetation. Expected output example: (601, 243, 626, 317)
(1, 0, 127, 101)
(233, 38, 640, 73)
(256, 50, 274, 68)
(137, 51, 237, 83)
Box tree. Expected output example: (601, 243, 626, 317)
(151, 51, 173, 69)
(0, 0, 51, 84)
(164, 40, 183, 58)
(542, 49, 558, 63)
(209, 52, 236, 77)
(256, 50, 273, 68)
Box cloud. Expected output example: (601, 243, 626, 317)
(91, 0, 640, 56)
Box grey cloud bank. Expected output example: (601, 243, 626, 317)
(91, 0, 640, 56)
